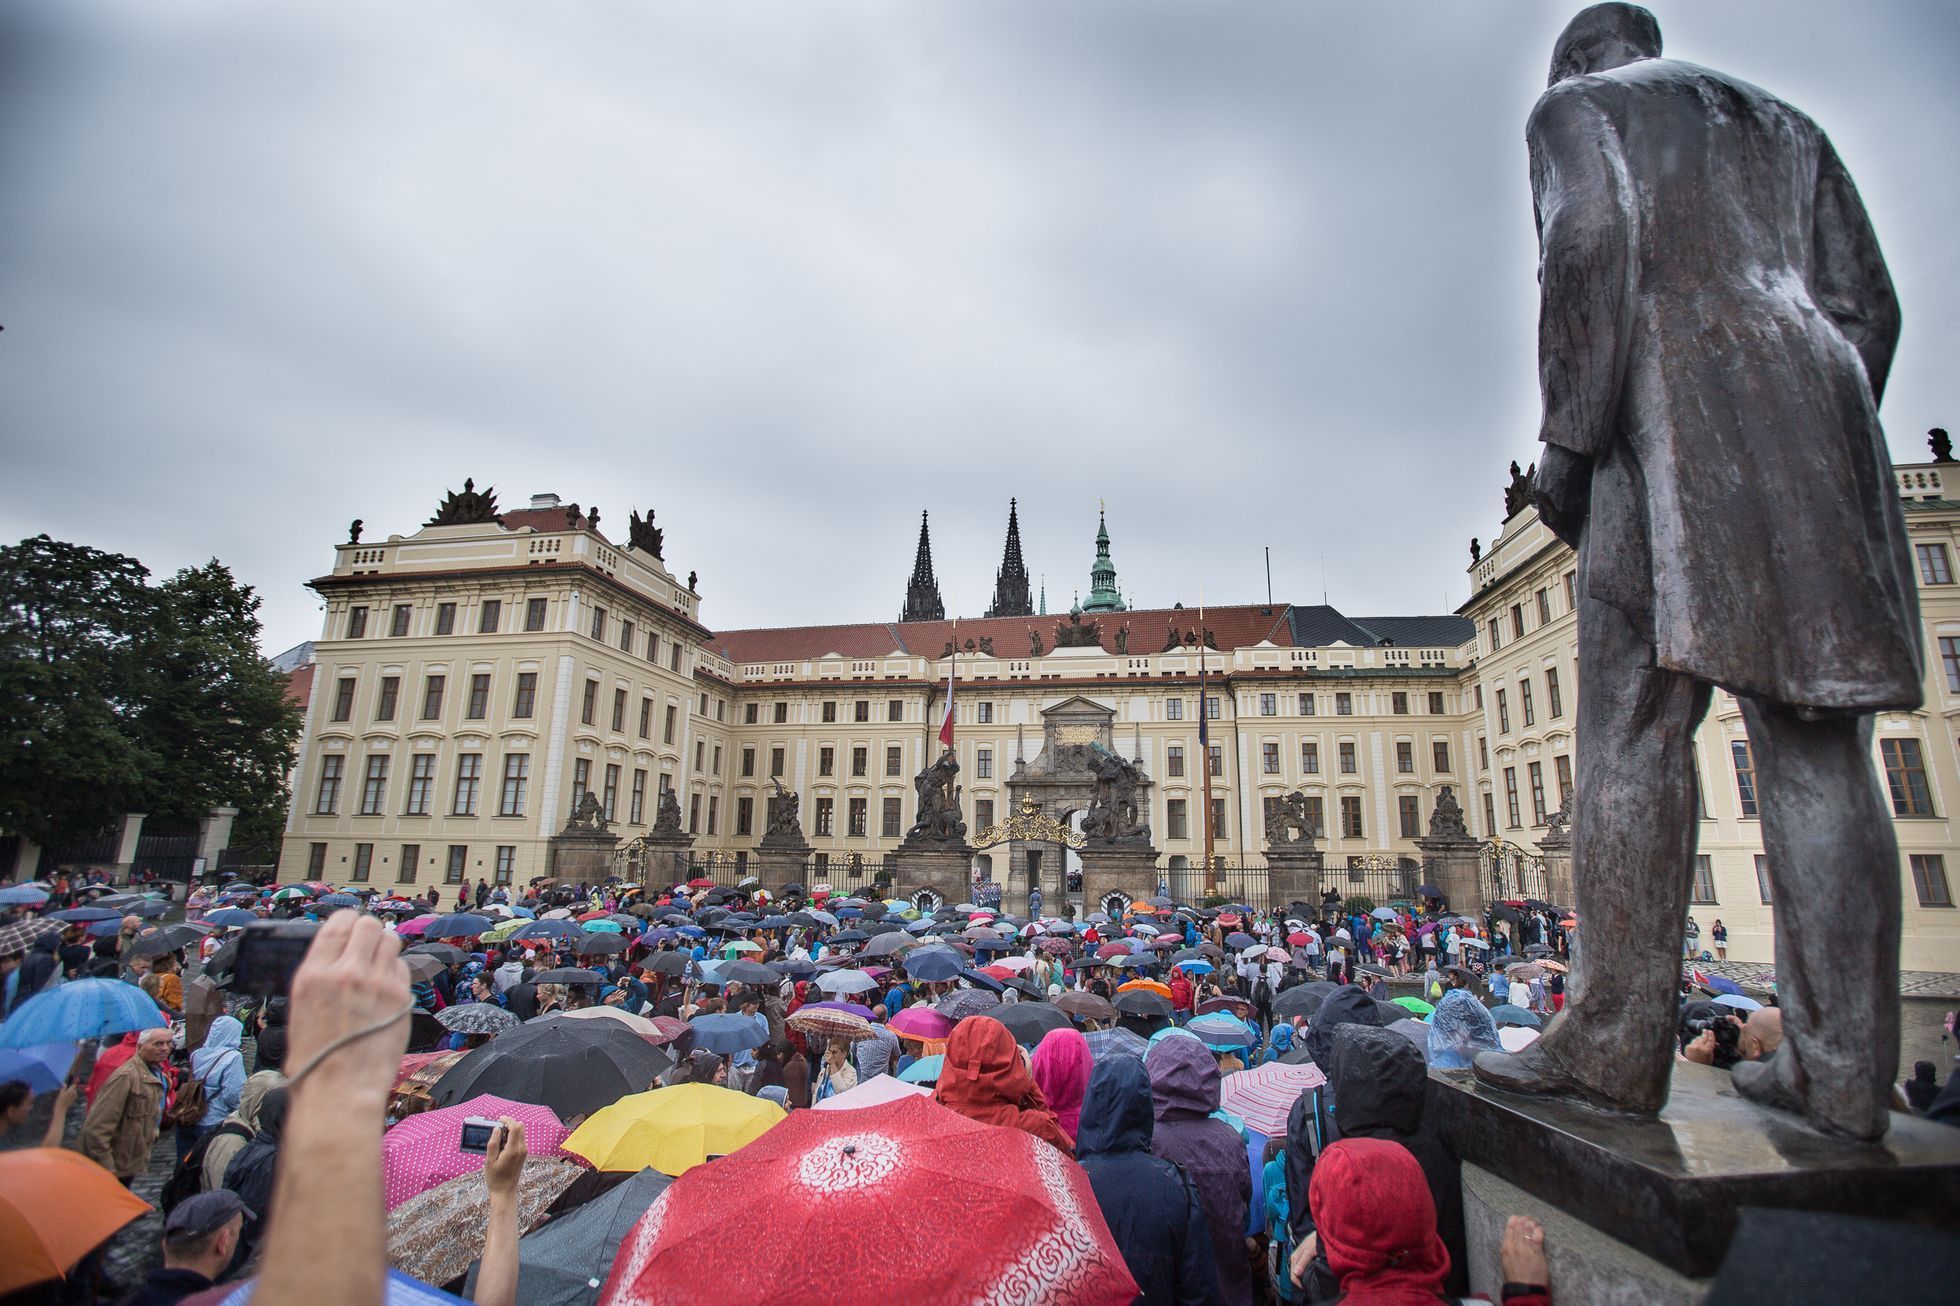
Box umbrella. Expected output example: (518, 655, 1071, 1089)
(1186, 1014, 1257, 1051)
(0, 885, 50, 906)
(815, 970, 878, 996)
(1712, 993, 1764, 1013)
(1174, 959, 1215, 975)
(1052, 992, 1117, 1023)
(49, 907, 120, 924)
(403, 942, 469, 965)
(533, 968, 602, 986)
(1538, 959, 1568, 974)
(0, 1148, 153, 1294)
(1083, 1027, 1150, 1063)
(1390, 996, 1435, 1016)
(402, 954, 447, 983)
(1703, 974, 1746, 997)
(564, 1084, 785, 1176)
(125, 924, 208, 957)
(1524, 944, 1557, 958)
(1488, 1004, 1541, 1028)
(576, 933, 630, 955)
(1499, 1026, 1541, 1052)
(812, 1073, 933, 1112)
(643, 953, 694, 978)
(594, 1095, 1136, 1305)
(860, 931, 916, 957)
(979, 1002, 1072, 1047)
(785, 1008, 876, 1042)
(461, 1168, 673, 1306)
(0, 978, 166, 1049)
(435, 1003, 521, 1036)
(715, 960, 779, 987)
(0, 918, 62, 955)
(934, 989, 1001, 1021)
(1457, 937, 1490, 951)
(887, 1007, 955, 1041)
(901, 946, 964, 983)
(432, 1021, 675, 1119)
(1224, 931, 1257, 949)
(387, 1157, 585, 1286)
(1112, 989, 1172, 1019)
(268, 886, 312, 901)
(1385, 1018, 1433, 1053)
(200, 908, 261, 929)
(1220, 1061, 1328, 1136)
(897, 1055, 944, 1084)
(381, 1094, 574, 1210)
(1272, 981, 1338, 1021)
(957, 968, 1005, 993)
(687, 1013, 772, 1054)
(1114, 978, 1172, 1001)
(0, 1042, 78, 1096)
(512, 920, 586, 944)
(550, 1007, 664, 1037)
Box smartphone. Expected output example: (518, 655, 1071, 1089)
(232, 922, 320, 996)
(459, 1116, 501, 1153)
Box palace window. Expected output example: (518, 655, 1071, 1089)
(1338, 742, 1357, 775)
(1536, 588, 1551, 626)
(886, 746, 902, 777)
(774, 702, 789, 724)
(1546, 667, 1563, 718)
(1754, 854, 1773, 904)
(1392, 692, 1408, 715)
(1428, 692, 1444, 714)
(421, 675, 445, 720)
(851, 747, 868, 778)
(770, 747, 785, 778)
(1519, 679, 1535, 727)
(1554, 753, 1572, 808)
(314, 756, 343, 814)
(889, 699, 904, 722)
(664, 704, 677, 744)
(1910, 854, 1953, 908)
(1301, 741, 1319, 774)
(391, 605, 411, 637)
(1166, 799, 1187, 840)
(347, 606, 368, 639)
(1213, 798, 1230, 840)
(494, 846, 515, 885)
(479, 599, 500, 633)
(1511, 604, 1525, 639)
(975, 799, 993, 830)
(435, 603, 456, 635)
(453, 754, 481, 816)
(579, 680, 598, 726)
(1487, 619, 1501, 652)
(1433, 740, 1451, 772)
(1340, 796, 1363, 839)
(590, 607, 607, 641)
(1942, 636, 1960, 693)
(1399, 795, 1420, 839)
(1260, 693, 1277, 716)
(741, 748, 755, 778)
(1691, 855, 1718, 904)
(1167, 699, 1184, 721)
(978, 702, 994, 723)
(499, 754, 529, 816)
(818, 747, 835, 778)
(1496, 689, 1510, 734)
(331, 677, 356, 723)
(977, 749, 993, 779)
(1528, 760, 1547, 825)
(736, 797, 753, 837)
(525, 598, 547, 631)
(445, 846, 467, 884)
(603, 764, 620, 821)
(1299, 694, 1314, 716)
(849, 798, 868, 837)
(612, 688, 627, 732)
(1335, 693, 1352, 716)
(882, 797, 902, 838)
(630, 770, 646, 824)
(1396, 741, 1414, 774)
(360, 755, 389, 815)
(404, 754, 436, 815)
(467, 674, 490, 720)
(1167, 746, 1184, 778)
(571, 759, 591, 807)
(1262, 742, 1279, 774)
(1915, 542, 1953, 586)
(352, 843, 372, 882)
(854, 700, 870, 722)
(822, 701, 837, 723)
(1881, 737, 1935, 816)
(1731, 740, 1759, 817)
(512, 672, 537, 719)
(1207, 745, 1223, 777)
(1503, 768, 1521, 827)
(375, 676, 399, 722)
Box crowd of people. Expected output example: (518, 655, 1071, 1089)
(2, 866, 1953, 1304)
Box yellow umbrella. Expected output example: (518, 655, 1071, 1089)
(563, 1084, 784, 1176)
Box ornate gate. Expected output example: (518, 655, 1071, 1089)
(1480, 839, 1549, 903)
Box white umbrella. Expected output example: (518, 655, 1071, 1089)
(815, 970, 878, 996)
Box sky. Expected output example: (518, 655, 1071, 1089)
(3, 1, 1956, 654)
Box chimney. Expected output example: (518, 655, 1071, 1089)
(529, 493, 561, 510)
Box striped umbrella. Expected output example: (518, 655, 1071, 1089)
(1219, 1060, 1327, 1137)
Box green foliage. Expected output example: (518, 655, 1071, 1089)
(0, 535, 301, 851)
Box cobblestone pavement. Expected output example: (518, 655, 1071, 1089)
(1693, 957, 1960, 999)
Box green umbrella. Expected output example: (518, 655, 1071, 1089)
(1390, 996, 1435, 1016)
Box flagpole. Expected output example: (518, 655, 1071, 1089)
(1199, 591, 1216, 897)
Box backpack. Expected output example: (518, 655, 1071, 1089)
(165, 1048, 239, 1129)
(159, 1119, 249, 1213)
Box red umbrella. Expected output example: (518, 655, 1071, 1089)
(597, 1095, 1136, 1305)
(382, 1094, 578, 1210)
(1094, 942, 1130, 960)
(687, 878, 714, 889)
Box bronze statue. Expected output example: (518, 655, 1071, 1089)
(1264, 791, 1317, 846)
(1427, 785, 1469, 839)
(1502, 460, 1537, 519)
(426, 479, 500, 527)
(1029, 629, 1045, 656)
(651, 787, 684, 836)
(349, 519, 364, 544)
(628, 509, 664, 557)
(561, 790, 608, 833)
(1081, 745, 1150, 844)
(1473, 4, 1916, 1141)
(903, 750, 967, 844)
(1469, 537, 1481, 564)
(687, 571, 698, 592)
(1931, 427, 1954, 463)
(766, 779, 801, 836)
(1053, 610, 1101, 649)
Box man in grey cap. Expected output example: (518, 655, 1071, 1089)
(118, 1190, 250, 1306)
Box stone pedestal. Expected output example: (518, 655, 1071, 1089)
(1430, 1060, 1960, 1297)
(1077, 844, 1159, 916)
(548, 828, 620, 883)
(893, 845, 972, 911)
(1413, 832, 1483, 916)
(1536, 827, 1575, 908)
(1265, 843, 1325, 912)
(638, 833, 695, 892)
(753, 828, 812, 889)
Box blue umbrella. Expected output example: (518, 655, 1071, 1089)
(507, 905, 537, 919)
(688, 1013, 769, 1055)
(0, 978, 166, 1049)
(426, 913, 493, 938)
(86, 920, 124, 938)
(1489, 1004, 1542, 1027)
(1704, 974, 1745, 997)
(956, 967, 1006, 993)
(51, 907, 121, 923)
(901, 946, 962, 983)
(316, 893, 363, 909)
(130, 900, 172, 918)
(0, 1041, 80, 1093)
(0, 885, 49, 906)
(201, 909, 261, 928)
(897, 1055, 944, 1084)
(1174, 959, 1214, 974)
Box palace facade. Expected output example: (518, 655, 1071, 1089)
(277, 458, 1960, 969)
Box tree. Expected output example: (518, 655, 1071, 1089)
(0, 536, 158, 846)
(0, 536, 301, 853)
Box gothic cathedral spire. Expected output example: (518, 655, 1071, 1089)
(985, 498, 1034, 618)
(1082, 503, 1126, 613)
(900, 510, 945, 623)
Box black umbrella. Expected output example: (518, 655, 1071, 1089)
(1524, 945, 1556, 958)
(643, 953, 694, 978)
(575, 934, 630, 955)
(777, 883, 805, 896)
(126, 924, 210, 957)
(768, 957, 815, 978)
(1417, 884, 1444, 898)
(534, 967, 602, 986)
(828, 930, 869, 946)
(1224, 932, 1257, 950)
(716, 960, 778, 986)
(1001, 977, 1046, 1000)
(980, 1002, 1072, 1046)
(405, 942, 469, 964)
(463, 1167, 674, 1305)
(1113, 989, 1173, 1018)
(432, 1020, 673, 1119)
(785, 912, 821, 928)
(435, 1003, 521, 1035)
(1273, 980, 1339, 1020)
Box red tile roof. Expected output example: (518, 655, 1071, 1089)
(284, 663, 316, 710)
(713, 604, 1295, 663)
(497, 506, 594, 534)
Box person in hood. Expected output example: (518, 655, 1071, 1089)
(934, 1017, 1072, 1153)
(1301, 1138, 1453, 1305)
(1146, 1035, 1254, 1306)
(202, 1070, 283, 1192)
(186, 1015, 248, 1151)
(1303, 986, 1383, 1074)
(253, 998, 289, 1074)
(1288, 1025, 1468, 1300)
(1077, 1056, 1220, 1306)
(6, 931, 61, 1015)
(221, 1085, 288, 1264)
(1427, 990, 1499, 1070)
(1029, 1026, 1092, 1146)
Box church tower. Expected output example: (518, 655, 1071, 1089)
(1081, 505, 1127, 613)
(985, 499, 1034, 618)
(899, 510, 945, 623)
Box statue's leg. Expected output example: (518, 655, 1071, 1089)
(1730, 702, 1899, 1141)
(1476, 539, 1709, 1113)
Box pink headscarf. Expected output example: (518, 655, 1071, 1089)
(1029, 1026, 1093, 1145)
